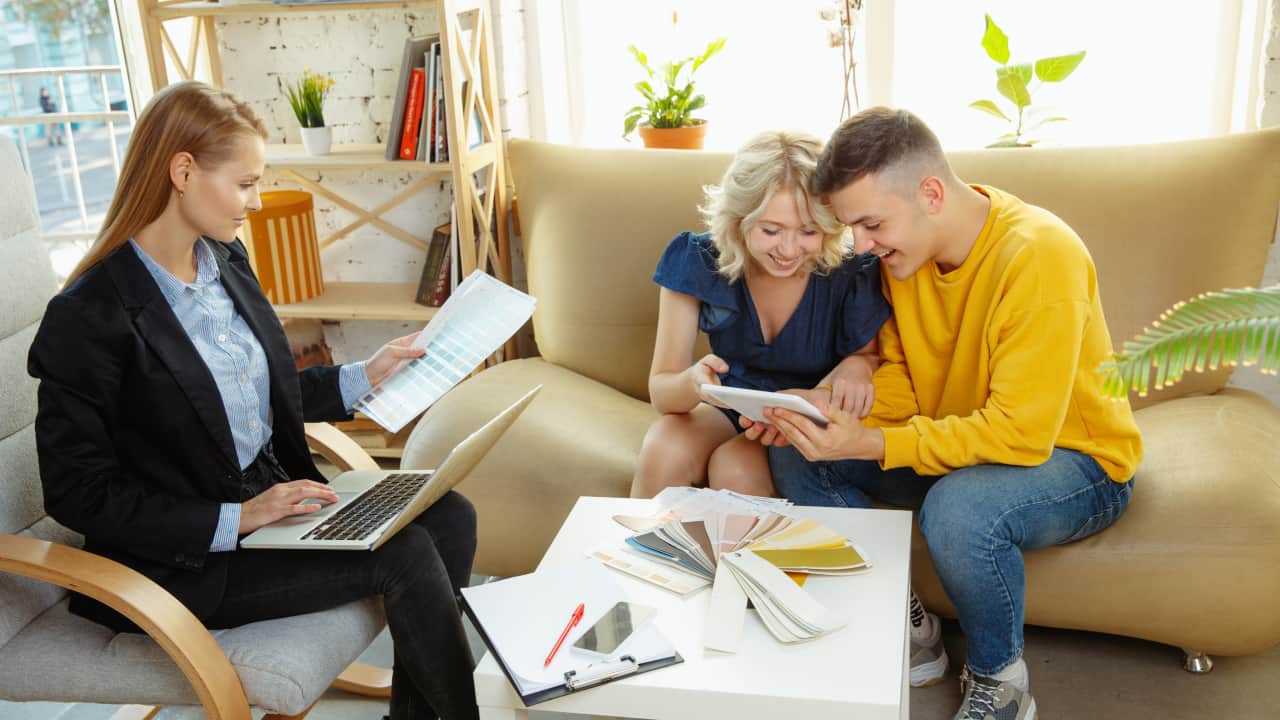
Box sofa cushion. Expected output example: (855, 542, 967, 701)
(402, 358, 657, 577)
(0, 596, 385, 715)
(911, 388, 1280, 655)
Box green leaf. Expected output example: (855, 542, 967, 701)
(686, 94, 706, 114)
(1100, 286, 1280, 397)
(981, 14, 1010, 65)
(692, 37, 727, 73)
(969, 100, 1011, 122)
(986, 139, 1024, 148)
(635, 81, 656, 102)
(627, 45, 653, 76)
(623, 114, 640, 139)
(1035, 51, 1086, 82)
(1026, 116, 1068, 132)
(995, 66, 1032, 109)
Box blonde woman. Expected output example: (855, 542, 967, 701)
(28, 81, 480, 720)
(631, 130, 890, 499)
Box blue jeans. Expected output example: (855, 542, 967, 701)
(768, 446, 1133, 676)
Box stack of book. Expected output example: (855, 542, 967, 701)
(385, 35, 486, 163)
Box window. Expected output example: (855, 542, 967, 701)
(0, 0, 134, 278)
(536, 0, 1267, 151)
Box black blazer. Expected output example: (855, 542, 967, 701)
(28, 238, 352, 630)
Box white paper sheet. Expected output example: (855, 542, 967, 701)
(353, 270, 535, 432)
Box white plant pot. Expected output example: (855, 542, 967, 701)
(299, 125, 332, 155)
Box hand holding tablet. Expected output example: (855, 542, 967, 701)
(699, 385, 829, 427)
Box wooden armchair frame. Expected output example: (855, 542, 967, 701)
(0, 422, 391, 720)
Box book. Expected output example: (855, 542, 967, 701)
(428, 240, 452, 307)
(385, 35, 437, 161)
(460, 559, 681, 705)
(414, 221, 452, 307)
(417, 43, 439, 163)
(399, 68, 426, 160)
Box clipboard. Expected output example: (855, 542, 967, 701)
(460, 559, 684, 706)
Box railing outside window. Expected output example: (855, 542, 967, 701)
(0, 64, 132, 277)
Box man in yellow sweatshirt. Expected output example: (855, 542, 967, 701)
(763, 107, 1143, 720)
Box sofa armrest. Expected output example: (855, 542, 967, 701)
(0, 534, 250, 720)
(305, 422, 380, 472)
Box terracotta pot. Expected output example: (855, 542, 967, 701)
(638, 120, 707, 150)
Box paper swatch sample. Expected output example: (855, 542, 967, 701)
(354, 271, 535, 432)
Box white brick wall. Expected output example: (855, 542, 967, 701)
(1228, 0, 1280, 406)
(215, 7, 463, 360)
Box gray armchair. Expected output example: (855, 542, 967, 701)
(0, 136, 390, 719)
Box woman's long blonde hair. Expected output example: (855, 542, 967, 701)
(63, 81, 268, 289)
(700, 130, 850, 283)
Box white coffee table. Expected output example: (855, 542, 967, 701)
(474, 496, 913, 720)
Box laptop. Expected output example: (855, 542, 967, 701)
(241, 385, 540, 551)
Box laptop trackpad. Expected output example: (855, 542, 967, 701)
(276, 494, 358, 525)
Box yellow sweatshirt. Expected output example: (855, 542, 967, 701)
(866, 186, 1142, 482)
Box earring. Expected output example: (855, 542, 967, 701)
(179, 191, 184, 199)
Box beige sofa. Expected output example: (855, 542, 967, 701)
(403, 131, 1280, 665)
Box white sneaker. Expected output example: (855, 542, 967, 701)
(909, 611, 948, 687)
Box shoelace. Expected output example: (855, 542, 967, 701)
(908, 592, 926, 628)
(961, 675, 1001, 719)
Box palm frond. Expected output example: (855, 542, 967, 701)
(1100, 286, 1280, 398)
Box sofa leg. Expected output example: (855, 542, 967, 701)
(1182, 649, 1214, 674)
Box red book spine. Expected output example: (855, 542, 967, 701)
(399, 69, 426, 160)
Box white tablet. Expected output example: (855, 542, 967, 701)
(700, 384, 829, 427)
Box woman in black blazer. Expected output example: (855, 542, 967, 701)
(28, 81, 480, 720)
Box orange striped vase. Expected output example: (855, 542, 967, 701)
(241, 190, 324, 304)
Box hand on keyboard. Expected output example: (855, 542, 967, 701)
(239, 480, 339, 535)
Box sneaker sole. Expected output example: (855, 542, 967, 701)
(909, 648, 948, 687)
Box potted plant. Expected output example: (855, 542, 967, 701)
(1101, 286, 1280, 397)
(969, 14, 1085, 148)
(622, 34, 726, 150)
(285, 70, 335, 155)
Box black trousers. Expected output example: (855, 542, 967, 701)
(207, 450, 479, 720)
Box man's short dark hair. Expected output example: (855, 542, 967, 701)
(813, 107, 948, 197)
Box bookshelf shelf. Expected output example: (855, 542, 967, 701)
(265, 143, 450, 172)
(272, 281, 438, 322)
(152, 2, 426, 21)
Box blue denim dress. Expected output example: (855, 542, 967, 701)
(652, 231, 891, 430)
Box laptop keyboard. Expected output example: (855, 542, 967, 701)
(301, 472, 431, 542)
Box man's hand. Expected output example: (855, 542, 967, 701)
(764, 404, 885, 462)
(365, 332, 426, 387)
(740, 388, 825, 447)
(238, 480, 339, 535)
(824, 361, 876, 418)
(689, 354, 731, 407)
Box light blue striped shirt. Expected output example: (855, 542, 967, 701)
(130, 239, 371, 551)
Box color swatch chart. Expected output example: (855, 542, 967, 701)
(355, 270, 536, 433)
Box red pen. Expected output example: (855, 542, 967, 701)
(543, 602, 585, 667)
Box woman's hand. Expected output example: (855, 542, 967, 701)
(688, 354, 730, 407)
(365, 332, 426, 387)
(238, 480, 340, 535)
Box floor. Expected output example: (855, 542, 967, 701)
(4, 609, 1278, 719)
